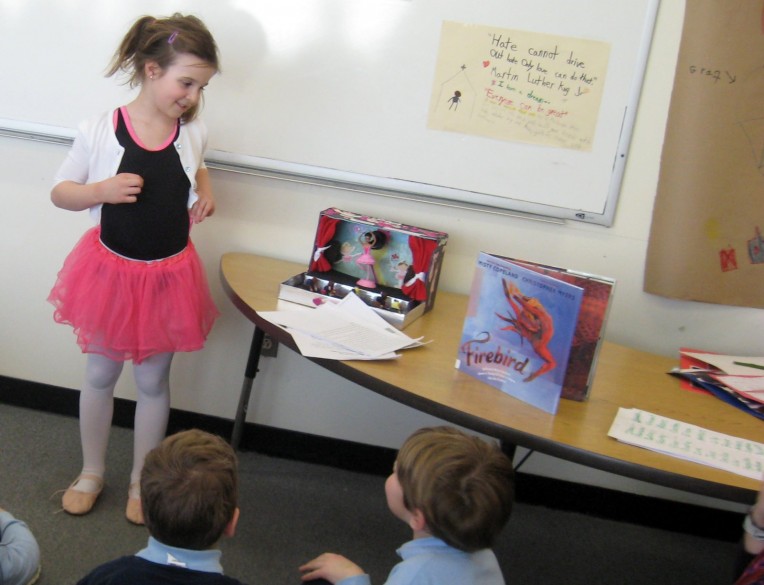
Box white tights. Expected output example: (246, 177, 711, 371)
(78, 352, 173, 488)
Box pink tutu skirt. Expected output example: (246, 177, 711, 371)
(48, 226, 219, 364)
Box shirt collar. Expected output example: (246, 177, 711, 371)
(136, 536, 224, 574)
(398, 536, 450, 558)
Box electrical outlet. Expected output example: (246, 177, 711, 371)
(261, 333, 278, 357)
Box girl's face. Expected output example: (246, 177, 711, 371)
(148, 54, 216, 119)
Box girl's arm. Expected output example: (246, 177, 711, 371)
(190, 167, 215, 223)
(51, 173, 143, 211)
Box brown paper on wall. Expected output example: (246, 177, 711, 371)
(644, 0, 764, 309)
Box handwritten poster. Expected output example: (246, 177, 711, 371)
(428, 21, 611, 151)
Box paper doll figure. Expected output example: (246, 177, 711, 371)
(336, 241, 359, 264)
(394, 261, 410, 287)
(448, 90, 462, 110)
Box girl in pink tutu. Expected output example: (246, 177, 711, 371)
(48, 13, 220, 525)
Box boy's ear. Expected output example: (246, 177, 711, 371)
(223, 507, 240, 538)
(408, 508, 427, 532)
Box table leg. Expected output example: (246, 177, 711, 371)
(500, 441, 520, 468)
(231, 326, 266, 450)
(509, 446, 537, 473)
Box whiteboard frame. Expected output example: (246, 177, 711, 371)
(0, 119, 560, 223)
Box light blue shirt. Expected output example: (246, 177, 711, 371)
(340, 536, 505, 585)
(136, 536, 223, 574)
(0, 510, 40, 585)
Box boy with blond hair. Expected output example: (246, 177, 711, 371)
(300, 426, 514, 585)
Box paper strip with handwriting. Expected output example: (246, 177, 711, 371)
(608, 407, 764, 480)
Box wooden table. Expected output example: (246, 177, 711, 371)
(220, 252, 762, 504)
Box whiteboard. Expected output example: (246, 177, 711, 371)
(0, 0, 659, 225)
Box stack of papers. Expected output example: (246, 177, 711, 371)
(259, 292, 426, 360)
(608, 407, 764, 480)
(669, 350, 764, 420)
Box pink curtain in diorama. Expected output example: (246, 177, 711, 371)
(309, 216, 339, 272)
(401, 236, 436, 301)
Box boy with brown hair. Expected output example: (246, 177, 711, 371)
(300, 426, 514, 585)
(77, 429, 245, 585)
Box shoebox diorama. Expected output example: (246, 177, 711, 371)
(278, 208, 449, 329)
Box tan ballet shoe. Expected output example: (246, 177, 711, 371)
(62, 474, 103, 515)
(125, 483, 144, 525)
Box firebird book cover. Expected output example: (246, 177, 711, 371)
(506, 256, 616, 402)
(455, 252, 585, 414)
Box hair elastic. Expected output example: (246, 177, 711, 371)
(168, 31, 179, 44)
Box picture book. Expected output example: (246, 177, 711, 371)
(455, 252, 584, 414)
(505, 257, 616, 402)
(457, 253, 614, 413)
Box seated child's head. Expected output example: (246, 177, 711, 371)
(391, 426, 514, 552)
(141, 429, 239, 550)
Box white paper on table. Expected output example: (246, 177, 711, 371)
(280, 326, 400, 360)
(258, 293, 425, 359)
(607, 407, 764, 480)
(681, 350, 764, 376)
(709, 375, 764, 408)
(319, 293, 427, 349)
(711, 375, 764, 393)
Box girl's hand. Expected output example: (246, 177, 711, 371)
(190, 193, 216, 223)
(299, 553, 365, 584)
(51, 173, 142, 211)
(98, 173, 143, 204)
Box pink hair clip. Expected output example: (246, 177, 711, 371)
(168, 31, 179, 44)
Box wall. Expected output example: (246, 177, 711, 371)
(0, 1, 759, 511)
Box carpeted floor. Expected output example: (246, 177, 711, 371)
(0, 403, 743, 585)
